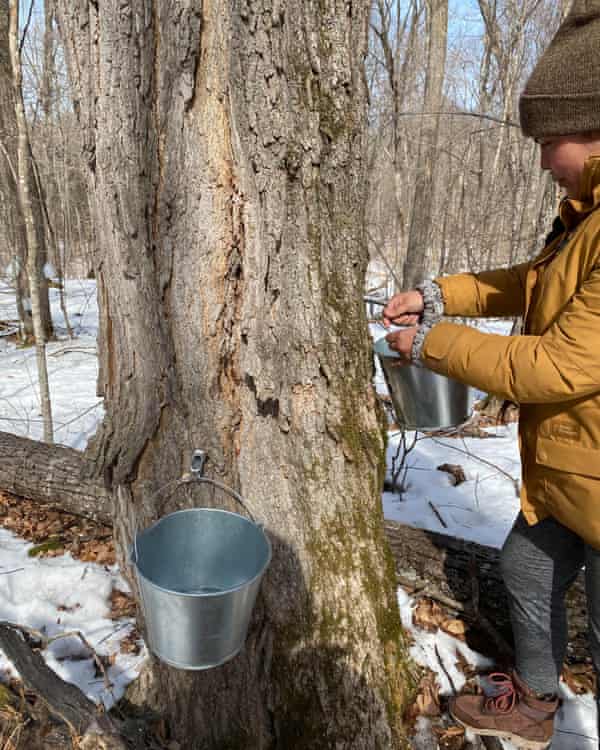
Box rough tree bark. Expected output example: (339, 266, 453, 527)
(0, 432, 111, 524)
(48, 1, 414, 748)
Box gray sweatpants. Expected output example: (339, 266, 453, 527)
(501, 512, 600, 721)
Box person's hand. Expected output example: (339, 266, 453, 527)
(382, 290, 424, 327)
(385, 326, 418, 365)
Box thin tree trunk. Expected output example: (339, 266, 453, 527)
(403, 0, 448, 288)
(36, 148, 74, 337)
(8, 0, 54, 443)
(392, 0, 420, 291)
(0, 0, 31, 341)
(41, 0, 55, 121)
(40, 0, 73, 337)
(371, 0, 421, 292)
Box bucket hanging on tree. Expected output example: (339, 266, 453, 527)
(130, 451, 272, 670)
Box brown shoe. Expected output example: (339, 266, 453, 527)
(449, 671, 557, 750)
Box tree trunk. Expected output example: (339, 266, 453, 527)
(54, 1, 413, 747)
(403, 0, 448, 288)
(41, 0, 56, 121)
(9, 0, 54, 442)
(0, 0, 32, 340)
(0, 0, 53, 343)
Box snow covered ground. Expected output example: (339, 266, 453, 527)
(0, 278, 139, 710)
(0, 278, 103, 449)
(0, 527, 143, 710)
(0, 278, 597, 746)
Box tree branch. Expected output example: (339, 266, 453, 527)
(395, 110, 521, 128)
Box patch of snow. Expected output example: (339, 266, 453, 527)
(43, 262, 57, 280)
(0, 279, 103, 449)
(383, 424, 521, 548)
(0, 527, 144, 709)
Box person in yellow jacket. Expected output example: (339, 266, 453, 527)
(384, 4, 600, 749)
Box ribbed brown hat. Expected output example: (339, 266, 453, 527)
(519, 0, 600, 139)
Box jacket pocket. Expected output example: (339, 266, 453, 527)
(422, 332, 448, 361)
(536, 435, 600, 478)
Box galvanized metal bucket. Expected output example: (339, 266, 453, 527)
(130, 453, 271, 670)
(374, 335, 475, 430)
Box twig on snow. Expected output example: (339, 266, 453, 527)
(12, 623, 113, 694)
(428, 499, 448, 529)
(434, 644, 458, 696)
(430, 436, 520, 497)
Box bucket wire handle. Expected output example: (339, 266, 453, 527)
(190, 450, 257, 523)
(131, 476, 187, 565)
(132, 450, 258, 564)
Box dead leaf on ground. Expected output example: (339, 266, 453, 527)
(413, 598, 445, 632)
(0, 490, 115, 564)
(440, 618, 468, 641)
(437, 464, 467, 486)
(433, 723, 467, 750)
(111, 589, 136, 619)
(415, 673, 441, 717)
(404, 667, 440, 727)
(562, 663, 597, 695)
(119, 629, 142, 655)
(453, 650, 479, 681)
(78, 539, 115, 565)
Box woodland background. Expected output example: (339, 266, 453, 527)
(0, 1, 587, 749)
(1, 0, 570, 332)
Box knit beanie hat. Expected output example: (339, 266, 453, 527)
(519, 0, 600, 139)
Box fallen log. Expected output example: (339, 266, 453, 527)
(0, 430, 111, 524)
(0, 622, 126, 748)
(383, 520, 589, 665)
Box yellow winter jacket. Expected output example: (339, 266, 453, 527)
(421, 155, 600, 548)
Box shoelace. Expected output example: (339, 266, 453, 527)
(483, 672, 517, 714)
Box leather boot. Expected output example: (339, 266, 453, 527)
(449, 671, 558, 750)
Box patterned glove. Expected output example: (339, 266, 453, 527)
(410, 280, 445, 364)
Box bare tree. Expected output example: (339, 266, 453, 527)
(40, 0, 55, 120)
(0, 0, 421, 746)
(8, 0, 54, 442)
(370, 0, 423, 289)
(366, 0, 564, 292)
(0, 0, 31, 338)
(0, 0, 54, 343)
(403, 0, 448, 288)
